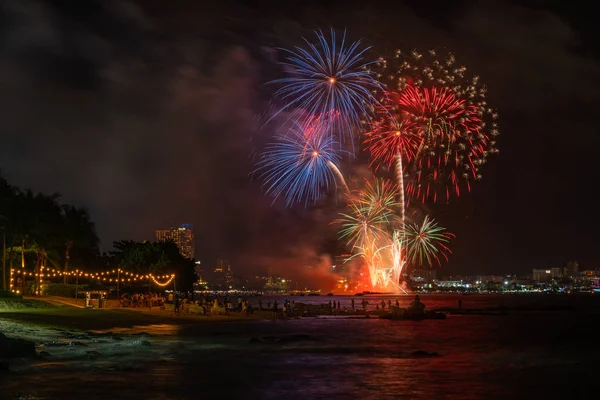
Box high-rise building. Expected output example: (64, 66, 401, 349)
(532, 269, 552, 282)
(212, 259, 236, 289)
(156, 224, 195, 259)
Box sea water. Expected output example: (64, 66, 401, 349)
(1, 294, 598, 399)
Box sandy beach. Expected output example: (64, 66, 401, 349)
(0, 297, 274, 337)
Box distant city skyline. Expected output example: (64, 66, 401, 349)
(156, 224, 195, 260)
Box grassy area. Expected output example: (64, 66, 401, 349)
(0, 298, 55, 310)
(0, 308, 180, 330)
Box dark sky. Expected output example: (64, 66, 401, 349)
(1, 0, 598, 277)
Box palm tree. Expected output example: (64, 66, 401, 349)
(0, 173, 15, 290)
(7, 242, 60, 294)
(0, 180, 28, 291)
(1, 172, 101, 292)
(61, 205, 98, 283)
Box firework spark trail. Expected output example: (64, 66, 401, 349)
(328, 161, 350, 194)
(395, 153, 407, 292)
(370, 231, 407, 293)
(365, 239, 382, 288)
(364, 106, 417, 291)
(368, 217, 453, 292)
(395, 153, 406, 226)
(270, 29, 382, 143)
(364, 101, 419, 221)
(390, 231, 408, 293)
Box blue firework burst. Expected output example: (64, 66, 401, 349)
(271, 29, 381, 142)
(256, 118, 343, 207)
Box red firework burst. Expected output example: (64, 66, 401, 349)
(371, 49, 499, 203)
(399, 85, 490, 203)
(302, 110, 340, 139)
(366, 86, 493, 203)
(364, 101, 419, 169)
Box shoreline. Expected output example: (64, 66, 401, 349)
(2, 292, 597, 337)
(0, 306, 274, 334)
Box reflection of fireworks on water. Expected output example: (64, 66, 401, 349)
(270, 29, 381, 143)
(373, 49, 499, 203)
(255, 116, 344, 207)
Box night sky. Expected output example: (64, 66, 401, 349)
(1, 0, 598, 277)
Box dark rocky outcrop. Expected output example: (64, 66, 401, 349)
(410, 350, 440, 357)
(69, 341, 89, 347)
(44, 340, 88, 347)
(131, 340, 151, 346)
(85, 351, 102, 359)
(250, 334, 315, 344)
(380, 310, 446, 321)
(0, 332, 36, 358)
(57, 331, 91, 340)
(433, 306, 508, 316)
(43, 341, 69, 347)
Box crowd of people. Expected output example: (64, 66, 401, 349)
(350, 298, 402, 312)
(115, 291, 430, 319)
(118, 291, 260, 315)
(168, 292, 258, 315)
(119, 292, 166, 308)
